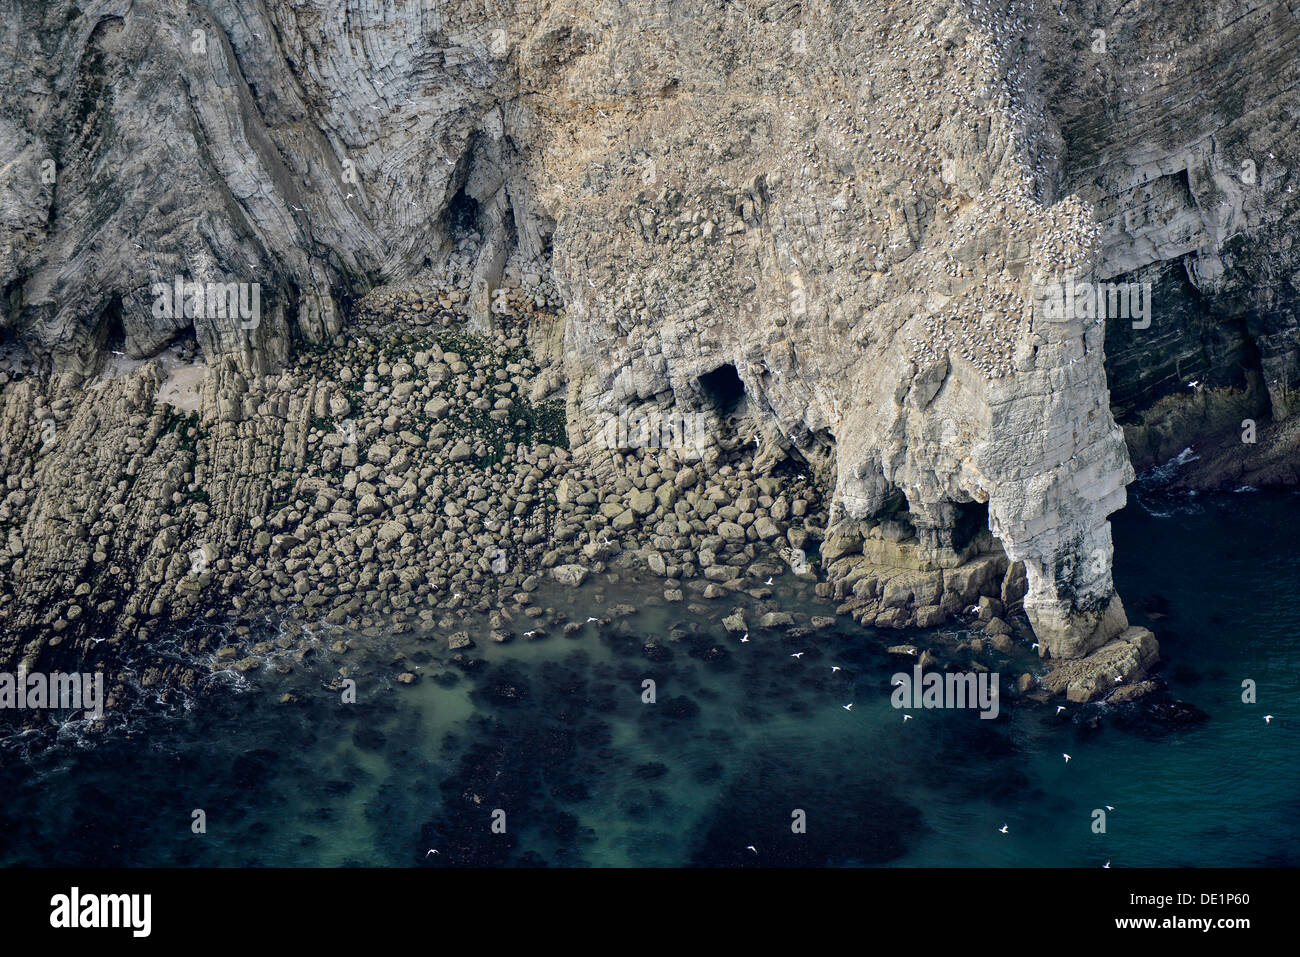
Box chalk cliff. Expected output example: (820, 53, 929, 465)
(2, 0, 1297, 685)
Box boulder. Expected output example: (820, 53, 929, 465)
(551, 564, 589, 587)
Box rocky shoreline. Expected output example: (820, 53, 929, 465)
(9, 0, 1298, 729)
(0, 277, 1173, 719)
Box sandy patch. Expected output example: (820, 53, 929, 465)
(98, 345, 207, 413)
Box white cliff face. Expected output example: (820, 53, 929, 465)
(982, 300, 1136, 657)
(827, 280, 1137, 658)
(2, 0, 1297, 660)
(548, 3, 1140, 656)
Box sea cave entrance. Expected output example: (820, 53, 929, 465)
(697, 362, 746, 415)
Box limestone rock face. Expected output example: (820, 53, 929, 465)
(542, 2, 1144, 657)
(1044, 3, 1300, 474)
(3, 0, 1299, 660)
(1, 0, 526, 374)
(1042, 626, 1160, 703)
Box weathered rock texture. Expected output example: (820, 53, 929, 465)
(3, 0, 1299, 668)
(1051, 2, 1300, 477)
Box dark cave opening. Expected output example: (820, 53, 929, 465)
(445, 186, 481, 239)
(100, 296, 126, 354)
(874, 485, 911, 523)
(951, 499, 991, 553)
(767, 454, 808, 480)
(697, 363, 745, 415)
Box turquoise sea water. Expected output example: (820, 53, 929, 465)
(1, 488, 1296, 867)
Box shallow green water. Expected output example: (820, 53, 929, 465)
(1, 487, 1296, 867)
